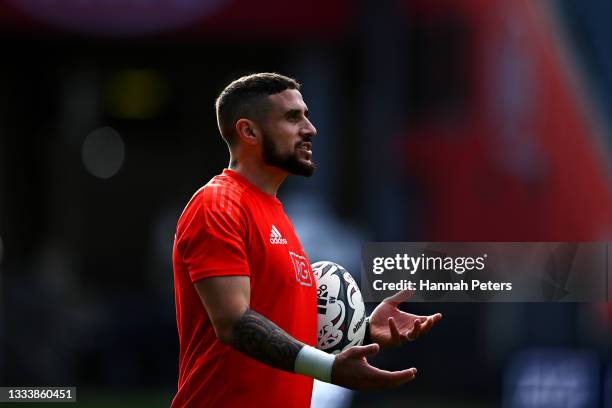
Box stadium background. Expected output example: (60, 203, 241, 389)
(1, 0, 611, 406)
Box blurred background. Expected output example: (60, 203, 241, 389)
(1, 0, 611, 406)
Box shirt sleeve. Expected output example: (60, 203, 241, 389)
(176, 193, 249, 283)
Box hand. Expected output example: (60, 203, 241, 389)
(331, 343, 417, 390)
(369, 289, 442, 348)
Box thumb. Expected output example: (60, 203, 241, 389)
(383, 288, 415, 306)
(350, 343, 380, 358)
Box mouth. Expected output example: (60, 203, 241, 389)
(297, 142, 312, 155)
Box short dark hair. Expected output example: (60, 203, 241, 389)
(215, 73, 300, 145)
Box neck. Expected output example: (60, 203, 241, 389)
(228, 155, 288, 196)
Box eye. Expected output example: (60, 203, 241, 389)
(286, 111, 301, 122)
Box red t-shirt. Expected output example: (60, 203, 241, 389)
(172, 169, 318, 408)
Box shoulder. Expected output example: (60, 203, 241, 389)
(176, 174, 249, 235)
(199, 174, 248, 215)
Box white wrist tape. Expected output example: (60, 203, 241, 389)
(294, 345, 336, 383)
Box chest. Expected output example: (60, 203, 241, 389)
(245, 202, 315, 290)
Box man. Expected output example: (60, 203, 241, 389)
(172, 73, 442, 407)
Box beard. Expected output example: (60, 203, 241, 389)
(261, 131, 315, 177)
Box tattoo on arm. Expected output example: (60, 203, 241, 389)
(231, 308, 303, 372)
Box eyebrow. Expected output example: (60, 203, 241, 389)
(285, 108, 309, 118)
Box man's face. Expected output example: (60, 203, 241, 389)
(259, 89, 317, 177)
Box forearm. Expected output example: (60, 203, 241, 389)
(231, 308, 304, 372)
(229, 308, 416, 389)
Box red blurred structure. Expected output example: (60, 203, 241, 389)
(401, 0, 612, 242)
(0, 0, 351, 39)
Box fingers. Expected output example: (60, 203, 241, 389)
(419, 313, 442, 335)
(386, 367, 418, 386)
(367, 366, 418, 389)
(405, 313, 443, 339)
(334, 346, 417, 390)
(406, 319, 421, 341)
(422, 317, 436, 335)
(388, 317, 401, 342)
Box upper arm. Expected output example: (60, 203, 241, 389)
(177, 188, 249, 283)
(194, 276, 251, 343)
(176, 187, 251, 342)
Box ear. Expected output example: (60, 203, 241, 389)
(235, 119, 259, 145)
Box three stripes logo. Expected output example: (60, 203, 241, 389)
(269, 225, 288, 245)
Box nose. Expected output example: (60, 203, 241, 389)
(302, 117, 317, 138)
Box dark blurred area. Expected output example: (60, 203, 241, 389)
(0, 0, 611, 407)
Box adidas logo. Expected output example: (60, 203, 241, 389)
(269, 225, 288, 245)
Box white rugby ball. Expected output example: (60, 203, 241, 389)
(312, 261, 367, 354)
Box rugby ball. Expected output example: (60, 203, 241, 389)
(312, 261, 367, 354)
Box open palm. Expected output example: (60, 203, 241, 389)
(369, 289, 442, 348)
